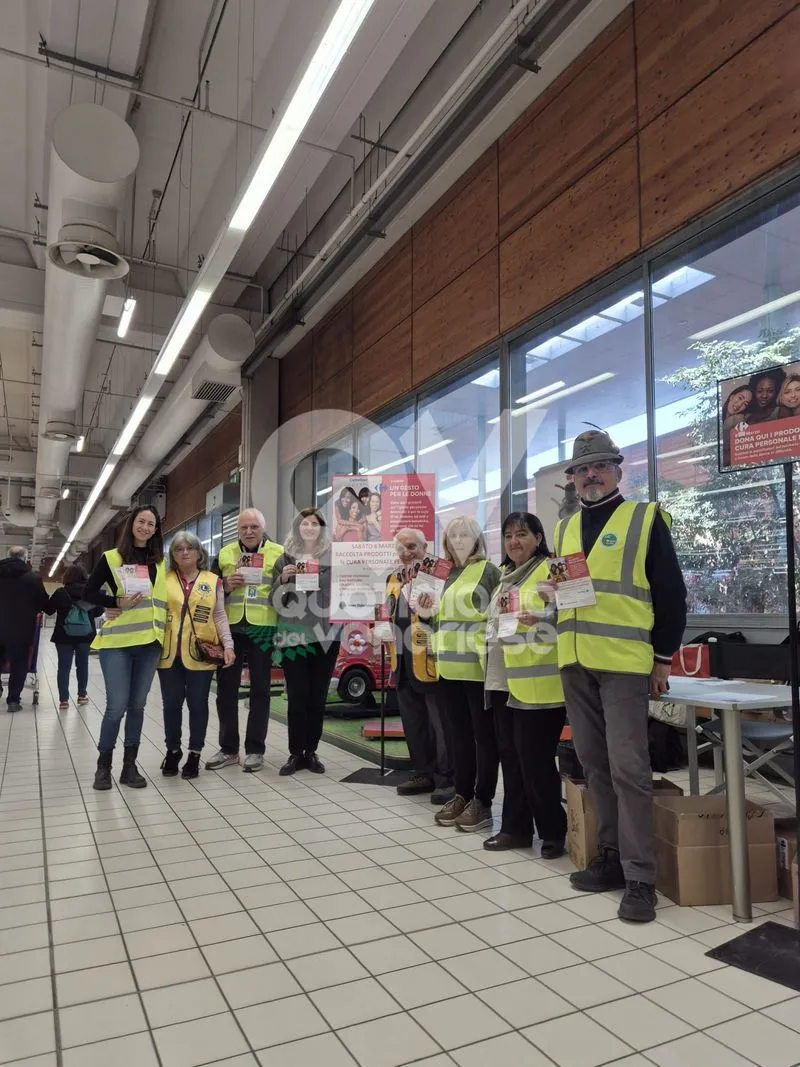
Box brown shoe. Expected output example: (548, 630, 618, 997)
(483, 831, 532, 851)
(454, 797, 493, 833)
(397, 774, 435, 796)
(435, 794, 468, 827)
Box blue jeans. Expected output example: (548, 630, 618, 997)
(56, 643, 90, 701)
(158, 659, 213, 753)
(97, 643, 161, 752)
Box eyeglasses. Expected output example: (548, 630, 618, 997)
(573, 460, 615, 477)
(174, 546, 197, 553)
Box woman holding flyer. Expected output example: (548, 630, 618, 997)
(419, 516, 500, 833)
(480, 511, 567, 857)
(271, 508, 341, 776)
(157, 532, 235, 780)
(84, 506, 167, 791)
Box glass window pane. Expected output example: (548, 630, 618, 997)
(417, 357, 502, 559)
(509, 278, 649, 547)
(314, 432, 356, 524)
(356, 406, 415, 478)
(652, 194, 800, 614)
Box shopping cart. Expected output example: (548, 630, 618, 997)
(0, 612, 43, 706)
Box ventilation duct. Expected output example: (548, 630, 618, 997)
(33, 103, 139, 561)
(0, 483, 35, 528)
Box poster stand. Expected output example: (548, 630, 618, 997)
(340, 644, 408, 787)
(782, 463, 800, 869)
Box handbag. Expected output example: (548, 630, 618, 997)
(670, 644, 711, 678)
(180, 581, 226, 665)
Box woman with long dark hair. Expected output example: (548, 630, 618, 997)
(271, 508, 341, 776)
(46, 563, 104, 709)
(481, 511, 567, 857)
(84, 506, 167, 790)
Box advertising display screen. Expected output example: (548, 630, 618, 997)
(719, 360, 800, 471)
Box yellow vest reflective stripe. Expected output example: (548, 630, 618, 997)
(385, 574, 437, 683)
(92, 550, 167, 650)
(433, 561, 488, 682)
(554, 501, 658, 675)
(500, 559, 564, 707)
(217, 539, 282, 626)
(158, 571, 220, 671)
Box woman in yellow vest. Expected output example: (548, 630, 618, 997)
(481, 511, 567, 857)
(424, 516, 500, 832)
(83, 507, 167, 791)
(158, 532, 235, 779)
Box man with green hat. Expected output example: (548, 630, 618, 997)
(553, 429, 686, 923)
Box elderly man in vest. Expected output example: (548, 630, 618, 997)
(387, 528, 454, 804)
(207, 508, 282, 772)
(553, 430, 687, 923)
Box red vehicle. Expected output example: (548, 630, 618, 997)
(331, 623, 392, 705)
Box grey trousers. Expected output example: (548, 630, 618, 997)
(561, 665, 655, 883)
(396, 683, 453, 788)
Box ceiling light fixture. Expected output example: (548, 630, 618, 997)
(154, 289, 213, 376)
(112, 395, 154, 457)
(75, 434, 85, 453)
(418, 439, 454, 457)
(117, 297, 136, 339)
(61, 487, 70, 500)
(229, 0, 378, 233)
(689, 289, 800, 341)
(515, 381, 566, 405)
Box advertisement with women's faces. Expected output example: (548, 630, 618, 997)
(719, 360, 800, 470)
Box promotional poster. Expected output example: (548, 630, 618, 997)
(329, 474, 436, 622)
(719, 360, 800, 471)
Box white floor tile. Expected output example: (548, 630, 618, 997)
(411, 992, 510, 1050)
(587, 996, 693, 1050)
(201, 934, 278, 974)
(378, 961, 467, 1008)
(523, 1011, 633, 1067)
(255, 1032, 358, 1067)
(153, 1012, 249, 1067)
(56, 961, 137, 1006)
(58, 992, 148, 1048)
(479, 976, 574, 1027)
(61, 1031, 160, 1067)
(338, 1013, 441, 1067)
(539, 962, 634, 1009)
(236, 992, 329, 1048)
(219, 961, 303, 1007)
(706, 1013, 800, 1067)
(646, 1031, 760, 1067)
(311, 976, 402, 1028)
(646, 976, 750, 1028)
(287, 947, 370, 992)
(699, 964, 798, 1009)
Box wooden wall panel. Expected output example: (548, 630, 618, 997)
(636, 0, 799, 127)
(412, 250, 499, 385)
(164, 407, 241, 531)
(313, 300, 353, 388)
(353, 234, 412, 356)
(413, 148, 498, 309)
(499, 13, 636, 240)
(353, 318, 413, 416)
(500, 140, 640, 333)
(279, 333, 313, 419)
(312, 367, 354, 442)
(640, 8, 800, 245)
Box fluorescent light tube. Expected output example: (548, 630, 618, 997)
(515, 381, 565, 405)
(510, 373, 616, 418)
(75, 435, 85, 452)
(316, 486, 333, 497)
(117, 297, 136, 339)
(154, 289, 212, 375)
(229, 0, 377, 233)
(418, 438, 453, 456)
(61, 487, 70, 499)
(690, 289, 800, 341)
(112, 396, 154, 457)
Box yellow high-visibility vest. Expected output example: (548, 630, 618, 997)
(432, 561, 488, 683)
(554, 501, 661, 675)
(217, 539, 282, 627)
(482, 558, 564, 707)
(92, 549, 166, 650)
(385, 573, 437, 683)
(158, 570, 220, 671)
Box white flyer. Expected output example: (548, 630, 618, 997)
(116, 565, 151, 596)
(237, 552, 264, 585)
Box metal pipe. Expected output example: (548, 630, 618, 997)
(722, 705, 753, 922)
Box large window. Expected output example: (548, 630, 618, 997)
(508, 278, 649, 547)
(314, 433, 356, 525)
(356, 405, 415, 478)
(417, 356, 502, 558)
(652, 195, 800, 614)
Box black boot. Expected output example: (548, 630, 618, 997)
(279, 753, 304, 776)
(161, 748, 182, 777)
(120, 745, 147, 788)
(93, 750, 113, 791)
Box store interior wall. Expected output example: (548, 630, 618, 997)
(163, 408, 243, 534)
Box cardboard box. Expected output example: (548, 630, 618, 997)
(654, 796, 778, 906)
(775, 818, 798, 900)
(566, 778, 683, 871)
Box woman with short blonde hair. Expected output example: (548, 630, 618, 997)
(442, 515, 487, 566)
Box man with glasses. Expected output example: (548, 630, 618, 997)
(552, 430, 686, 923)
(207, 509, 282, 773)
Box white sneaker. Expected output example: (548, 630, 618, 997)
(242, 753, 264, 773)
(205, 749, 240, 770)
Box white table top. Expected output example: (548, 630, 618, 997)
(667, 676, 794, 711)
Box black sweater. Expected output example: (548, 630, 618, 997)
(46, 582, 104, 645)
(579, 491, 687, 664)
(84, 549, 160, 609)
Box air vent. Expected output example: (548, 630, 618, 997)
(42, 420, 78, 442)
(191, 379, 238, 403)
(48, 240, 129, 280)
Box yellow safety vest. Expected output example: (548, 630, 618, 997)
(217, 539, 282, 627)
(554, 501, 661, 675)
(92, 549, 167, 650)
(385, 573, 437, 683)
(158, 570, 221, 671)
(481, 559, 564, 707)
(432, 561, 488, 682)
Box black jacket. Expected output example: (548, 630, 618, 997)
(46, 582, 104, 645)
(0, 557, 49, 644)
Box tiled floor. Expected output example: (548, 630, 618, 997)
(1, 643, 799, 1067)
